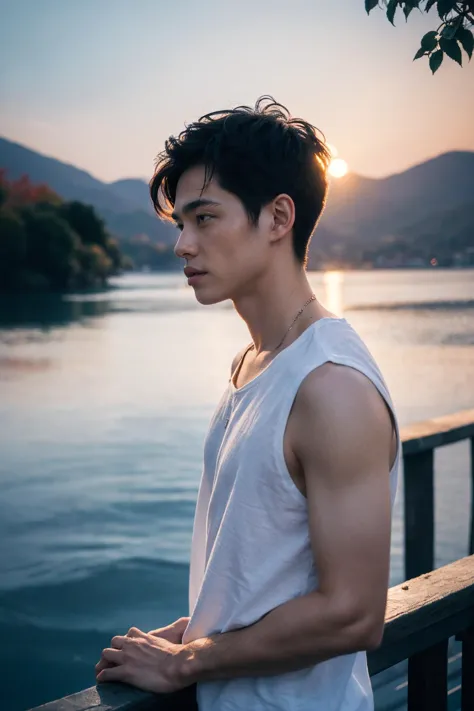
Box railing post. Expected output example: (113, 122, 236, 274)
(407, 639, 448, 711)
(469, 437, 474, 556)
(404, 449, 435, 580)
(460, 623, 474, 711)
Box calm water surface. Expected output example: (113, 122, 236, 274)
(1, 269, 473, 710)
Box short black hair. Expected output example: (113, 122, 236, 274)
(149, 96, 331, 266)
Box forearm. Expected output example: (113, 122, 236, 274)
(179, 590, 377, 684)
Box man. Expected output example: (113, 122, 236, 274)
(96, 96, 400, 710)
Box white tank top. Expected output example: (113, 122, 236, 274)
(183, 316, 401, 711)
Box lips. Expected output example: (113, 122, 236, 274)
(184, 267, 207, 277)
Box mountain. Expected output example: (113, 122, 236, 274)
(1, 135, 473, 264)
(109, 178, 155, 215)
(394, 200, 474, 253)
(0, 137, 175, 244)
(321, 151, 474, 246)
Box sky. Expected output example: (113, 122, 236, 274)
(0, 0, 473, 184)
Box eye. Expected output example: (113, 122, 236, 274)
(196, 214, 213, 226)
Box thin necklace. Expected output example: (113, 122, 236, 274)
(249, 293, 317, 353)
(225, 294, 317, 429)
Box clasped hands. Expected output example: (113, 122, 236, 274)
(95, 616, 191, 694)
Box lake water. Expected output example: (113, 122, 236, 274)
(1, 269, 473, 710)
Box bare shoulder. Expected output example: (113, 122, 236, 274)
(288, 362, 395, 473)
(297, 361, 392, 420)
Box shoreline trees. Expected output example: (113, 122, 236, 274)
(0, 171, 126, 293)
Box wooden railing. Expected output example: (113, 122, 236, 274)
(30, 555, 474, 711)
(368, 554, 474, 711)
(29, 409, 474, 711)
(400, 408, 474, 579)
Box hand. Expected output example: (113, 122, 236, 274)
(95, 626, 189, 694)
(95, 617, 190, 676)
(148, 616, 190, 644)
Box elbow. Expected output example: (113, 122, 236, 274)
(340, 607, 385, 653)
(362, 624, 385, 652)
(353, 617, 385, 652)
(328, 595, 386, 653)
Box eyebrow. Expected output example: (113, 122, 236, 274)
(171, 199, 221, 222)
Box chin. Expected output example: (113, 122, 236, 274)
(193, 287, 231, 306)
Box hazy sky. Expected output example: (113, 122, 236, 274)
(1, 0, 473, 184)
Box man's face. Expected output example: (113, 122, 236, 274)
(172, 165, 271, 305)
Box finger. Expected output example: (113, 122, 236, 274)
(102, 648, 123, 664)
(96, 665, 125, 684)
(126, 626, 146, 638)
(95, 658, 115, 674)
(147, 627, 164, 637)
(148, 627, 173, 641)
(111, 635, 126, 649)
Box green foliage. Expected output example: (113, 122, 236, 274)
(0, 210, 27, 273)
(0, 173, 126, 292)
(387, 0, 398, 24)
(58, 201, 108, 247)
(439, 35, 463, 63)
(458, 26, 474, 57)
(429, 48, 444, 71)
(0, 184, 7, 209)
(366, 0, 474, 72)
(422, 30, 439, 50)
(365, 0, 379, 11)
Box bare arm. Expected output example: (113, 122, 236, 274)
(177, 363, 395, 684)
(96, 363, 395, 692)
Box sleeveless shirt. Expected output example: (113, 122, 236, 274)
(182, 316, 401, 711)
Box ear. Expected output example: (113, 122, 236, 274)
(269, 194, 295, 245)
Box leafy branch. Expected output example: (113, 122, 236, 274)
(365, 1, 474, 72)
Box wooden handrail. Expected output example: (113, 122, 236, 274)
(400, 408, 474, 580)
(400, 408, 474, 455)
(30, 556, 474, 711)
(368, 554, 474, 675)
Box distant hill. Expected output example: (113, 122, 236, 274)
(395, 200, 474, 251)
(0, 137, 175, 244)
(322, 151, 474, 246)
(1, 135, 473, 266)
(109, 178, 155, 215)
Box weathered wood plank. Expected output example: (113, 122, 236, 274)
(368, 554, 474, 675)
(404, 449, 434, 579)
(400, 408, 474, 455)
(29, 683, 197, 711)
(407, 639, 448, 711)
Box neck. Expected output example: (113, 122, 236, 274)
(232, 262, 329, 353)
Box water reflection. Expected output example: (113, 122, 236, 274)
(0, 293, 110, 333)
(0, 270, 473, 711)
(322, 270, 344, 316)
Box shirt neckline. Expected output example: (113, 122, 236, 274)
(229, 316, 347, 395)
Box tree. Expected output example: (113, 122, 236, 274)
(20, 208, 81, 290)
(0, 173, 126, 292)
(58, 201, 108, 247)
(0, 210, 27, 288)
(3, 172, 61, 208)
(365, 1, 474, 72)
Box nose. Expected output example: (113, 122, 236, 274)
(174, 228, 198, 260)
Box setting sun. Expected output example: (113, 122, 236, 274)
(329, 158, 349, 178)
